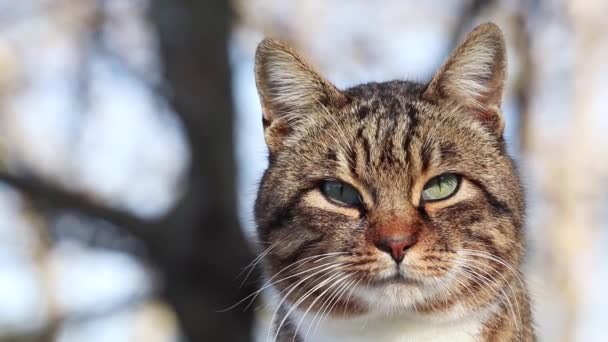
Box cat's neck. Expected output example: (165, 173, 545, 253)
(287, 305, 497, 342)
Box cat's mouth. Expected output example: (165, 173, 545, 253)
(370, 272, 420, 287)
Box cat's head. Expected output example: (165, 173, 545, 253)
(254, 23, 525, 318)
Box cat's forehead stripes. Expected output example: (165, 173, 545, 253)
(323, 81, 432, 206)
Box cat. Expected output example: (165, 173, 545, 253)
(253, 23, 534, 341)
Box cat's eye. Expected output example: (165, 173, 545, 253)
(421, 174, 461, 202)
(321, 180, 362, 207)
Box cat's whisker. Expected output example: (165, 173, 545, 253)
(459, 249, 528, 340)
(219, 253, 347, 312)
(263, 251, 348, 287)
(321, 277, 356, 321)
(268, 263, 347, 341)
(304, 279, 344, 339)
(447, 268, 492, 323)
(307, 275, 354, 339)
(259, 252, 347, 291)
(242, 257, 345, 311)
(455, 267, 501, 311)
(459, 255, 524, 341)
(268, 260, 344, 304)
(269, 268, 338, 341)
(439, 274, 488, 322)
(460, 250, 523, 278)
(295, 274, 351, 342)
(275, 271, 346, 342)
(341, 277, 361, 316)
(424, 274, 458, 314)
(444, 270, 483, 316)
(459, 249, 527, 293)
(458, 259, 522, 341)
(237, 238, 284, 287)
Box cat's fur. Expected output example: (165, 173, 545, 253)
(253, 23, 534, 341)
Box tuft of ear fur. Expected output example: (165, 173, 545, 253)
(255, 39, 346, 152)
(423, 23, 506, 135)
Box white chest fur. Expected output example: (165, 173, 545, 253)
(288, 310, 485, 342)
(256, 282, 493, 342)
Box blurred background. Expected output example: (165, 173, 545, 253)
(0, 0, 606, 341)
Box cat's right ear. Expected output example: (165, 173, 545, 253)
(255, 39, 346, 153)
(422, 23, 507, 136)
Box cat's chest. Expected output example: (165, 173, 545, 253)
(289, 311, 484, 342)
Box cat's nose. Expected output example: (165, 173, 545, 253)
(374, 235, 417, 263)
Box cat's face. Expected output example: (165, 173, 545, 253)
(254, 23, 525, 319)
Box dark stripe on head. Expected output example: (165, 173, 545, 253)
(466, 230, 501, 258)
(468, 178, 512, 216)
(417, 206, 431, 222)
(357, 105, 370, 120)
(347, 146, 359, 177)
(326, 149, 337, 162)
(381, 111, 398, 167)
(261, 187, 309, 239)
(420, 140, 435, 171)
(439, 142, 459, 164)
(435, 200, 484, 226)
(374, 114, 383, 143)
(402, 103, 419, 159)
(360, 133, 372, 169)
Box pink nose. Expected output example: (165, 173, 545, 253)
(374, 236, 417, 263)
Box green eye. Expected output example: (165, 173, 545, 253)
(321, 180, 362, 207)
(421, 174, 461, 202)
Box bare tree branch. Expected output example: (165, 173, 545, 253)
(0, 172, 157, 243)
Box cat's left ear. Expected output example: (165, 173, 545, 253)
(423, 23, 506, 136)
(255, 39, 347, 152)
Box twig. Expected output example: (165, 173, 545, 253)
(0, 171, 158, 244)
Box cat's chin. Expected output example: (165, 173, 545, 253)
(352, 277, 423, 312)
(348, 266, 454, 315)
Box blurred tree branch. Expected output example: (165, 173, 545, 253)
(0, 172, 156, 241)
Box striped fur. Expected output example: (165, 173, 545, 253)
(253, 23, 535, 342)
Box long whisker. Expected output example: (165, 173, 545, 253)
(459, 255, 523, 341)
(219, 252, 347, 312)
(269, 268, 339, 341)
(458, 259, 521, 341)
(274, 270, 346, 341)
(459, 249, 526, 292)
(459, 248, 526, 340)
(237, 238, 283, 287)
(242, 257, 343, 312)
(342, 277, 361, 316)
(268, 263, 347, 341)
(245, 252, 347, 309)
(306, 275, 353, 339)
(311, 276, 356, 337)
(294, 274, 350, 342)
(424, 274, 468, 318)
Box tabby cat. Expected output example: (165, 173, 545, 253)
(253, 23, 534, 342)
